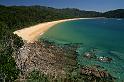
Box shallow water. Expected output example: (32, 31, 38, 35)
(40, 18, 124, 81)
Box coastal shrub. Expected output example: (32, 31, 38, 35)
(27, 70, 50, 82)
(0, 27, 23, 82)
(0, 52, 20, 82)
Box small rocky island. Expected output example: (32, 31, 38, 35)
(13, 39, 115, 82)
(83, 50, 113, 62)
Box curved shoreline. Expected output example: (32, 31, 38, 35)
(14, 18, 93, 43)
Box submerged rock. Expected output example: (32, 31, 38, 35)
(83, 52, 96, 59)
(83, 49, 113, 62)
(97, 56, 112, 62)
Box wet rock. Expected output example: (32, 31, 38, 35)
(80, 66, 112, 78)
(83, 52, 96, 59)
(83, 49, 113, 63)
(98, 56, 112, 62)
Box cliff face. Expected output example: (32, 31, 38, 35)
(13, 40, 78, 79)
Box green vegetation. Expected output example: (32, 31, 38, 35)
(0, 5, 101, 31)
(25, 69, 115, 82)
(0, 31, 23, 82)
(0, 9, 24, 81)
(103, 9, 124, 18)
(27, 70, 50, 82)
(0, 5, 124, 82)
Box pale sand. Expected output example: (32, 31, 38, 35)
(14, 18, 92, 43)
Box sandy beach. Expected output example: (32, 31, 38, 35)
(14, 18, 92, 43)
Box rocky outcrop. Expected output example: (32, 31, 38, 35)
(13, 40, 78, 79)
(81, 66, 112, 78)
(83, 50, 113, 62)
(98, 56, 112, 62)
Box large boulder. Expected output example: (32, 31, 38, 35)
(81, 66, 112, 78)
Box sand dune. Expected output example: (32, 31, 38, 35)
(14, 18, 92, 43)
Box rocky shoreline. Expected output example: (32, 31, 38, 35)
(13, 39, 115, 82)
(13, 39, 78, 79)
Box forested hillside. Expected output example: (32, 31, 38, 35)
(103, 9, 124, 18)
(0, 5, 101, 31)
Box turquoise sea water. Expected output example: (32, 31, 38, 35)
(40, 18, 124, 81)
